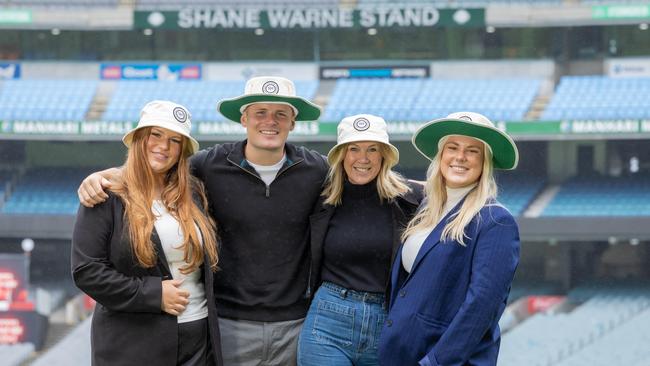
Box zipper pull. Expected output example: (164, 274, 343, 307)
(265, 185, 270, 198)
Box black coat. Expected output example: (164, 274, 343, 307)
(307, 180, 423, 302)
(71, 192, 223, 366)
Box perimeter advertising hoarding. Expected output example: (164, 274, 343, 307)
(2, 120, 650, 140)
(320, 66, 429, 79)
(0, 254, 47, 349)
(100, 63, 202, 80)
(606, 58, 650, 78)
(0, 63, 20, 79)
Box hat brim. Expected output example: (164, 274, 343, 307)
(412, 118, 518, 170)
(217, 94, 322, 123)
(122, 125, 200, 155)
(327, 140, 400, 168)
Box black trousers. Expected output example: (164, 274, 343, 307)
(178, 317, 211, 366)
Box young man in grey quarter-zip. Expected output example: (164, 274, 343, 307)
(78, 76, 329, 366)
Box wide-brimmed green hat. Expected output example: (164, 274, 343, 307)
(412, 111, 518, 170)
(217, 76, 322, 123)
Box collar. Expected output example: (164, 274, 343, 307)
(227, 139, 300, 169)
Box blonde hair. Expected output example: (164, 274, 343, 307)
(322, 143, 410, 206)
(112, 127, 219, 274)
(402, 136, 497, 245)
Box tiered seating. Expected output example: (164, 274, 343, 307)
(323, 78, 425, 122)
(0, 344, 35, 366)
(0, 169, 13, 200)
(496, 173, 545, 216)
(31, 316, 91, 366)
(542, 76, 650, 120)
(542, 174, 650, 216)
(499, 286, 650, 366)
(0, 80, 97, 121)
(102, 80, 319, 122)
(1, 168, 95, 215)
(508, 282, 562, 303)
(555, 307, 650, 366)
(323, 78, 540, 123)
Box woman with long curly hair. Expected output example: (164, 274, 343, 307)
(72, 100, 222, 366)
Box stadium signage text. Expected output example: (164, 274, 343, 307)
(320, 66, 429, 79)
(134, 8, 485, 30)
(592, 5, 650, 19)
(569, 120, 639, 134)
(4, 120, 650, 140)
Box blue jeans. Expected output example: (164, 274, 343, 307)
(297, 282, 386, 366)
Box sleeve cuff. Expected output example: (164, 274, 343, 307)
(418, 355, 432, 366)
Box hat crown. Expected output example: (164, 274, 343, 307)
(337, 114, 388, 143)
(244, 76, 296, 97)
(140, 100, 192, 132)
(446, 111, 494, 128)
(122, 99, 199, 154)
(328, 114, 399, 166)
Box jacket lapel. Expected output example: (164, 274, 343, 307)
(151, 228, 173, 279)
(308, 202, 335, 295)
(389, 245, 405, 307)
(406, 220, 445, 279)
(403, 198, 466, 283)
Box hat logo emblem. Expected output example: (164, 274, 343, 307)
(262, 81, 280, 94)
(173, 107, 188, 123)
(353, 117, 370, 131)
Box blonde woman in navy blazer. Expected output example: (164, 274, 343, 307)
(378, 112, 520, 366)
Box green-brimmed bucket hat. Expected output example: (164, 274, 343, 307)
(412, 111, 518, 170)
(217, 76, 322, 123)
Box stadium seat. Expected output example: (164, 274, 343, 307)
(323, 78, 541, 123)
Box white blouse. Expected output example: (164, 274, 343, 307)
(152, 200, 208, 323)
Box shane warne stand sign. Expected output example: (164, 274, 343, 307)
(134, 7, 485, 30)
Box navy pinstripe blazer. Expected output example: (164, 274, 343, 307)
(378, 201, 520, 366)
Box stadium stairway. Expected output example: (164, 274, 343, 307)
(524, 78, 554, 121)
(524, 94, 551, 121)
(18, 305, 81, 366)
(523, 184, 561, 217)
(85, 81, 116, 121)
(313, 79, 336, 113)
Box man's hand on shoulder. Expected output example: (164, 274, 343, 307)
(77, 167, 121, 207)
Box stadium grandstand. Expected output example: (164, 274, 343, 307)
(1, 0, 649, 364)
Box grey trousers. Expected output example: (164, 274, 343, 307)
(219, 317, 304, 366)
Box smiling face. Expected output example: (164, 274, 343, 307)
(440, 135, 485, 188)
(241, 103, 295, 163)
(146, 127, 183, 179)
(343, 141, 383, 185)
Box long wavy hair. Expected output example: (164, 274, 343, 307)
(112, 127, 218, 274)
(402, 136, 497, 246)
(322, 143, 410, 206)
